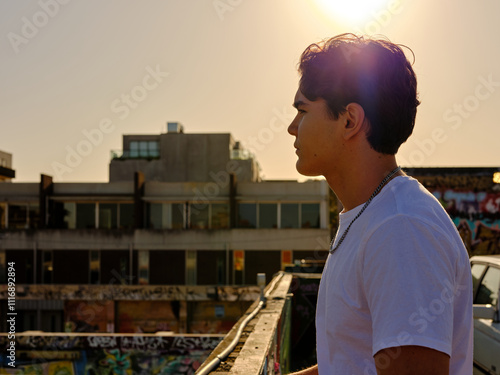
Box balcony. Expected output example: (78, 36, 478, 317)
(110, 149, 160, 161)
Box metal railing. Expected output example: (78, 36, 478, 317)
(110, 150, 160, 160)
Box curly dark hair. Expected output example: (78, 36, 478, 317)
(298, 33, 420, 155)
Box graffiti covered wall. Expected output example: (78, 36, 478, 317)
(0, 333, 223, 375)
(410, 169, 500, 256)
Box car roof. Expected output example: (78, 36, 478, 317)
(470, 255, 500, 267)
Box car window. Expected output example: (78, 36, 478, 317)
(475, 266, 500, 306)
(471, 263, 487, 300)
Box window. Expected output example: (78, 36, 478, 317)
(6, 250, 33, 283)
(90, 250, 100, 284)
(148, 203, 163, 229)
(190, 203, 229, 229)
(148, 141, 159, 157)
(244, 250, 281, 286)
(138, 250, 149, 285)
(186, 250, 197, 285)
(53, 250, 89, 284)
(99, 203, 118, 229)
(281, 203, 299, 229)
(149, 250, 185, 284)
(238, 203, 256, 228)
(130, 141, 139, 158)
(119, 203, 134, 229)
(100, 250, 129, 284)
(259, 203, 277, 228)
(76, 203, 96, 229)
(172, 203, 184, 229)
(28, 203, 39, 229)
(147, 203, 185, 229)
(211, 204, 229, 229)
(129, 140, 159, 158)
(471, 263, 487, 299)
(8, 203, 27, 229)
(475, 266, 500, 306)
(63, 202, 77, 229)
(301, 203, 320, 228)
(42, 250, 53, 284)
(197, 251, 227, 285)
(190, 205, 209, 229)
(0, 202, 6, 228)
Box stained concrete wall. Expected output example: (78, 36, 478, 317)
(109, 133, 260, 183)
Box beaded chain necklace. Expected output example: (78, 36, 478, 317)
(329, 166, 402, 254)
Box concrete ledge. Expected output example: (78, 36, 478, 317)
(200, 272, 293, 374)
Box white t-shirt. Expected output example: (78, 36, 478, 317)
(316, 176, 473, 375)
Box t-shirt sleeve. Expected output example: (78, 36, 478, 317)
(362, 215, 457, 357)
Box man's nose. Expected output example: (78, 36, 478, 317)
(288, 116, 298, 136)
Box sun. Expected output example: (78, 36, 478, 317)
(314, 0, 395, 27)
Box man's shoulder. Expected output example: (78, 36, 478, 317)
(368, 176, 464, 245)
(372, 176, 450, 225)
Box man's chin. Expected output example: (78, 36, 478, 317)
(296, 162, 321, 177)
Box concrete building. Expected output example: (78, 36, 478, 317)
(109, 122, 260, 183)
(0, 127, 331, 334)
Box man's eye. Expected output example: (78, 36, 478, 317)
(297, 109, 306, 114)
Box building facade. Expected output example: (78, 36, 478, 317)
(0, 128, 331, 334)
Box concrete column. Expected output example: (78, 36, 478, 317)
(39, 174, 53, 228)
(229, 173, 237, 228)
(134, 172, 145, 229)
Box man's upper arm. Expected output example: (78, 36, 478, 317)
(363, 216, 457, 358)
(374, 345, 449, 375)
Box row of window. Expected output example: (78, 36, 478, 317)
(0, 202, 321, 230)
(128, 140, 159, 158)
(1, 249, 326, 286)
(0, 202, 39, 229)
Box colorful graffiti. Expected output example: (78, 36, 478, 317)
(0, 361, 75, 375)
(0, 334, 222, 375)
(430, 189, 500, 256)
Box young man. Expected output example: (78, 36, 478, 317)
(287, 34, 473, 375)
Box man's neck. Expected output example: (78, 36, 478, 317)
(325, 156, 401, 212)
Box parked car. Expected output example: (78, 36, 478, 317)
(471, 255, 500, 374)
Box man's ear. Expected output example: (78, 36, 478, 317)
(342, 103, 366, 141)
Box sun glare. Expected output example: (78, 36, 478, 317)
(314, 0, 395, 27)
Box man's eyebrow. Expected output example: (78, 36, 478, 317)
(293, 100, 307, 109)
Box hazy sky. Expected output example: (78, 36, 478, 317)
(1, 0, 499, 183)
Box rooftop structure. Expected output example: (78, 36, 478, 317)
(0, 150, 15, 182)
